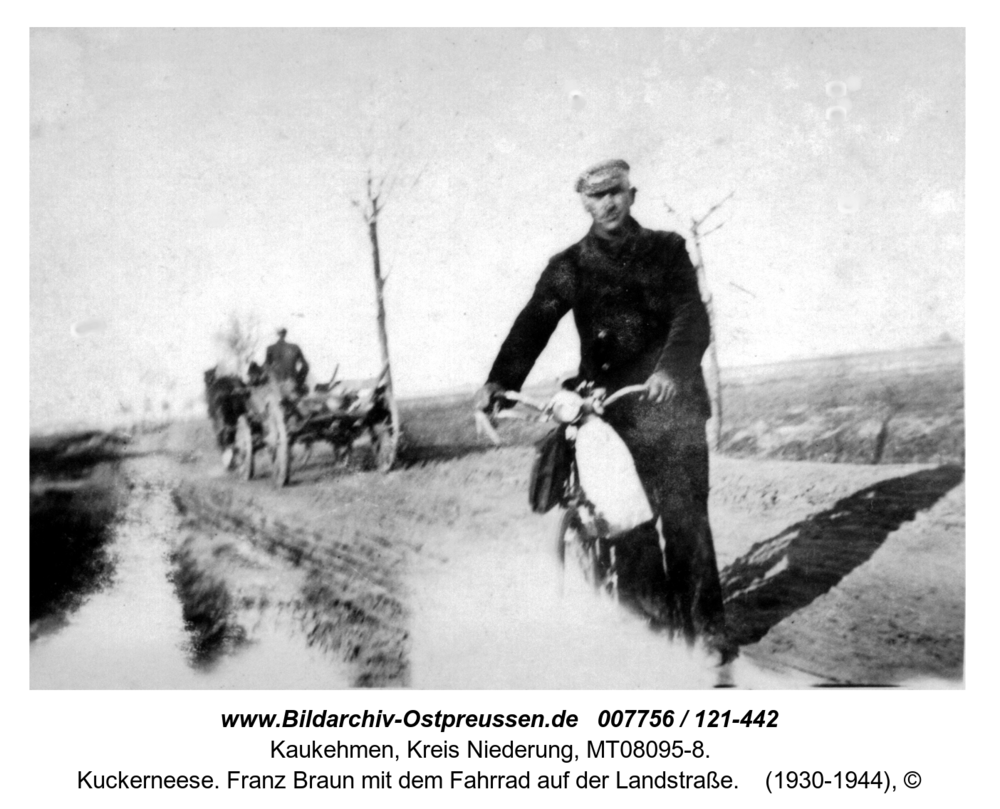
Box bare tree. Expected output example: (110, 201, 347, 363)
(351, 164, 425, 462)
(664, 192, 734, 451)
(215, 311, 261, 374)
(353, 171, 394, 391)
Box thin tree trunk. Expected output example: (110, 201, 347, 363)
(367, 217, 402, 439)
(690, 234, 723, 452)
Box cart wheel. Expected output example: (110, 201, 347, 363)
(370, 419, 398, 473)
(298, 439, 314, 467)
(235, 415, 255, 481)
(332, 442, 352, 466)
(269, 404, 291, 487)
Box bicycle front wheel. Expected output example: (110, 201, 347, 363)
(556, 509, 607, 596)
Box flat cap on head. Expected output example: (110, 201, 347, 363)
(575, 159, 631, 194)
(277, 327, 288, 337)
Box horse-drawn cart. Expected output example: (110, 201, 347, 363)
(207, 367, 399, 486)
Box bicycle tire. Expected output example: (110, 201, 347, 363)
(556, 508, 606, 595)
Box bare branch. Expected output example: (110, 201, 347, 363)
(381, 160, 428, 209)
(692, 190, 736, 229)
(411, 162, 428, 190)
(351, 197, 373, 224)
(728, 281, 757, 298)
(380, 172, 399, 207)
(701, 221, 726, 239)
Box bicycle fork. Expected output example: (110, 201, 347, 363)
(594, 537, 619, 603)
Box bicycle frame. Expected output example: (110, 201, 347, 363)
(484, 383, 649, 599)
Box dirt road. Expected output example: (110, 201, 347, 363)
(156, 415, 967, 688)
(36, 417, 963, 689)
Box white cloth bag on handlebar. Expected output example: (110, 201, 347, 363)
(574, 418, 654, 536)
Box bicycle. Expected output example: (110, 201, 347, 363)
(480, 382, 652, 601)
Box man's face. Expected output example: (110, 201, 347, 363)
(581, 183, 636, 236)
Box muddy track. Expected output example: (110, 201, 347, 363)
(111, 418, 966, 689)
(169, 477, 412, 687)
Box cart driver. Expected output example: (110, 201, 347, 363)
(264, 327, 310, 396)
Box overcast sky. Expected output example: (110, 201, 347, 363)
(30, 28, 964, 429)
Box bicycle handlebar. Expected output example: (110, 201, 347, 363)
(602, 384, 648, 408)
(501, 383, 647, 413)
(475, 383, 650, 445)
(477, 383, 649, 438)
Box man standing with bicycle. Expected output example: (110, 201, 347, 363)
(475, 159, 732, 661)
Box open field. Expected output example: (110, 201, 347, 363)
(717, 343, 964, 465)
(400, 343, 964, 466)
(30, 345, 965, 688)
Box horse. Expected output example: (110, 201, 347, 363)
(203, 367, 249, 451)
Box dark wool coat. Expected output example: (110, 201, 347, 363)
(487, 216, 711, 419)
(265, 340, 309, 384)
(487, 216, 726, 642)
